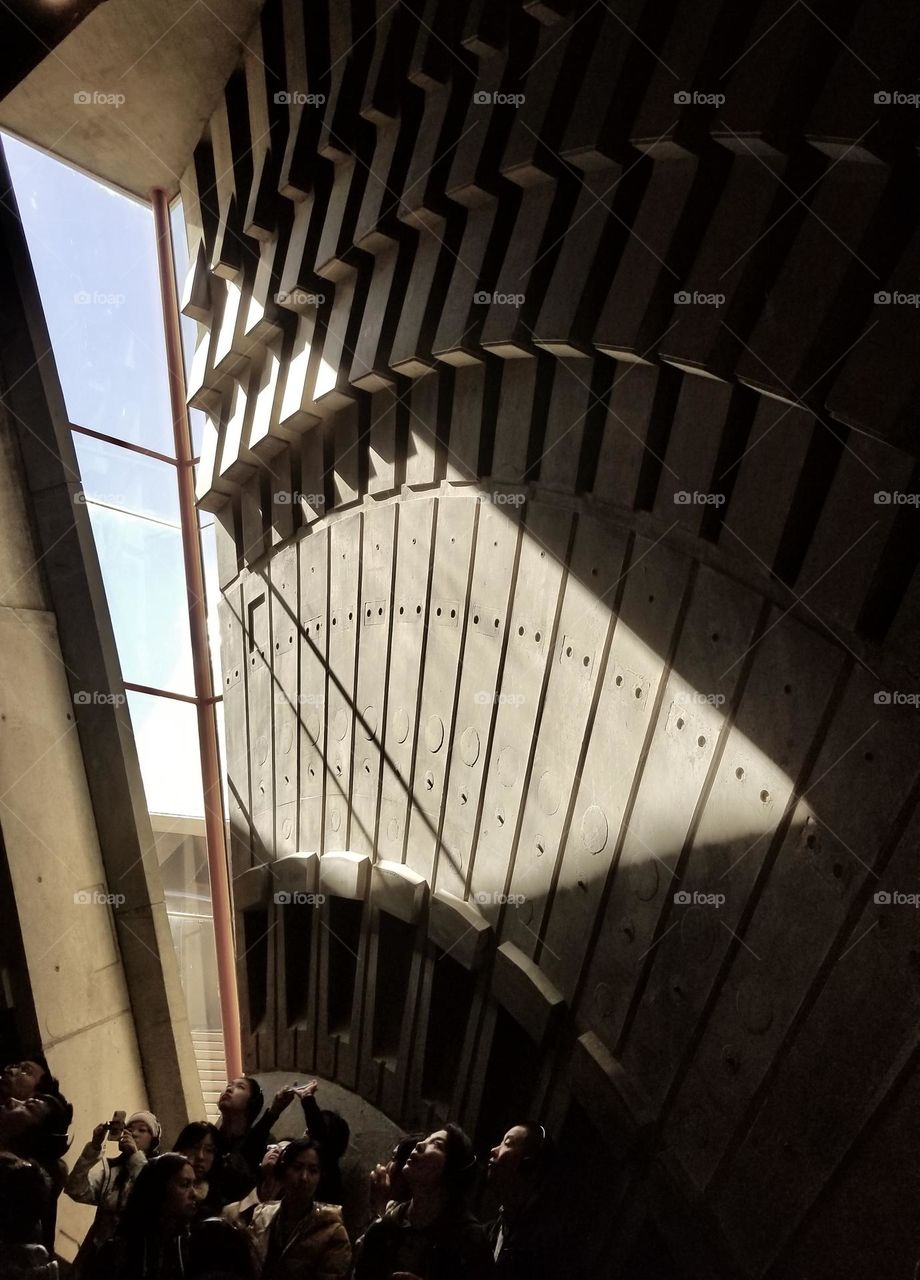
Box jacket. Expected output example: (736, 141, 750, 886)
(240, 1198, 352, 1280)
(354, 1201, 495, 1280)
(65, 1145, 147, 1276)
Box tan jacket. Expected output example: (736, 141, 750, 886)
(227, 1197, 351, 1280)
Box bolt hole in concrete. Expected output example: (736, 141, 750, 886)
(566, 646, 573, 657)
(761, 789, 770, 803)
(518, 626, 525, 636)
(616, 675, 623, 686)
(634, 687, 641, 698)
(535, 631, 542, 642)
(736, 766, 745, 780)
(698, 736, 706, 748)
(677, 718, 685, 730)
(583, 656, 590, 667)
(474, 614, 480, 624)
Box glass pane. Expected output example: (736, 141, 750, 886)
(86, 503, 194, 694)
(4, 134, 175, 454)
(74, 432, 180, 524)
(127, 691, 203, 817)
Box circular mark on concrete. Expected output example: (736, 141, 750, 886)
(281, 816, 294, 840)
(392, 706, 410, 743)
(581, 805, 609, 854)
(519, 898, 535, 927)
(387, 818, 400, 842)
(330, 809, 341, 832)
(736, 980, 774, 1035)
(362, 705, 377, 739)
(255, 734, 269, 765)
(460, 726, 480, 766)
(680, 905, 716, 962)
(333, 709, 349, 741)
(497, 745, 521, 788)
(633, 859, 659, 902)
(280, 722, 295, 755)
(305, 710, 320, 743)
(425, 715, 445, 752)
(538, 770, 561, 815)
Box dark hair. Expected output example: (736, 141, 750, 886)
(21, 1054, 60, 1099)
(187, 1217, 258, 1279)
(0, 1154, 49, 1245)
(242, 1077, 263, 1127)
(174, 1121, 224, 1155)
(277, 1137, 322, 1178)
(441, 1124, 478, 1202)
(20, 1092, 72, 1164)
(117, 1153, 193, 1239)
(320, 1110, 349, 1161)
(517, 1121, 555, 1178)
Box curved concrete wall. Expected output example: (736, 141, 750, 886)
(182, 3, 920, 1275)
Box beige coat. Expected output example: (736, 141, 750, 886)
(226, 1196, 352, 1280)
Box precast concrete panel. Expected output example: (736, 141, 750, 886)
(324, 518, 362, 850)
(350, 504, 397, 855)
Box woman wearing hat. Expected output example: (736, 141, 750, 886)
(65, 1109, 161, 1278)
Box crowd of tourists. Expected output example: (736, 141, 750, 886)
(0, 1054, 562, 1279)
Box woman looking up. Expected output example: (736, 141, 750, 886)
(354, 1126, 494, 1280)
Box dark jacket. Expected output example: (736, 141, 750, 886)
(354, 1201, 494, 1280)
(93, 1230, 191, 1280)
(215, 1112, 276, 1206)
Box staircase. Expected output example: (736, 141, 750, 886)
(191, 1028, 226, 1121)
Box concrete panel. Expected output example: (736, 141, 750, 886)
(324, 518, 362, 850)
(620, 613, 846, 1111)
(577, 564, 763, 1054)
(540, 536, 691, 1001)
(350, 504, 397, 854)
(319, 850, 371, 901)
(371, 859, 430, 924)
(242, 566, 274, 863)
(270, 545, 299, 858)
(377, 498, 436, 861)
(298, 529, 329, 852)
(503, 517, 629, 954)
(402, 495, 477, 879)
(668, 664, 920, 1195)
(427, 889, 492, 971)
(492, 942, 565, 1046)
(462, 502, 572, 911)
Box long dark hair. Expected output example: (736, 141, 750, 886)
(174, 1121, 224, 1157)
(276, 1137, 322, 1179)
(117, 1153, 193, 1240)
(441, 1124, 479, 1203)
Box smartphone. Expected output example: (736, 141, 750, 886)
(108, 1110, 126, 1143)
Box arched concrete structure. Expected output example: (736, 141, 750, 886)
(179, 3, 920, 1276)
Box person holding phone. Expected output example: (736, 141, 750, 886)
(65, 1110, 161, 1278)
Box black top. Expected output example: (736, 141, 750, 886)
(355, 1201, 495, 1280)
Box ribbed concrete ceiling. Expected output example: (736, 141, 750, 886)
(0, 0, 264, 199)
